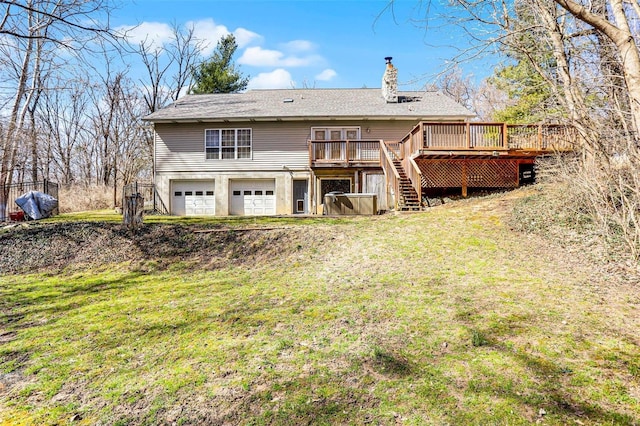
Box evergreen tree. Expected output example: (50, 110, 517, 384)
(490, 60, 554, 124)
(190, 34, 248, 94)
(487, 2, 560, 124)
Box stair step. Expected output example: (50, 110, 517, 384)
(392, 158, 423, 211)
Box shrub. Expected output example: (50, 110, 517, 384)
(58, 184, 115, 213)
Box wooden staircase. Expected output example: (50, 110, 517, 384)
(392, 159, 421, 211)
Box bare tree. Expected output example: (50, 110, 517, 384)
(552, 0, 640, 137)
(135, 22, 204, 158)
(87, 47, 151, 208)
(430, 66, 477, 112)
(38, 78, 91, 184)
(0, 0, 116, 219)
(135, 22, 205, 113)
(0, 0, 113, 44)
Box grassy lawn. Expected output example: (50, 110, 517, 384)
(1, 191, 639, 424)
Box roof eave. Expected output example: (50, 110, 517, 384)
(144, 114, 475, 124)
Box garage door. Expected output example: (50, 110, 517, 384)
(171, 180, 215, 216)
(230, 179, 276, 216)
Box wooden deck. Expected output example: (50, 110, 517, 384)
(308, 123, 578, 167)
(309, 122, 580, 210)
(388, 122, 580, 203)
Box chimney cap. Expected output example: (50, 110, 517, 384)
(384, 56, 393, 64)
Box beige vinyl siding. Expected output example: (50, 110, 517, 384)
(361, 120, 423, 142)
(154, 119, 426, 173)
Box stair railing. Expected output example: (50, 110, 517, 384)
(407, 157, 422, 206)
(399, 128, 423, 208)
(380, 141, 401, 210)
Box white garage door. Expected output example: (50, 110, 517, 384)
(171, 180, 215, 216)
(230, 179, 276, 216)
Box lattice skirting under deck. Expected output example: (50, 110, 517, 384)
(415, 158, 521, 188)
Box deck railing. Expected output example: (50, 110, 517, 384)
(422, 122, 507, 150)
(410, 122, 579, 152)
(506, 124, 577, 151)
(309, 139, 382, 165)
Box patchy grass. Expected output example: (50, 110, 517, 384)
(1, 189, 639, 424)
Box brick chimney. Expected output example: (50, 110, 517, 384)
(381, 57, 398, 103)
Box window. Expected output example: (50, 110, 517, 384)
(205, 129, 252, 160)
(311, 127, 360, 140)
(237, 129, 251, 158)
(346, 129, 359, 139)
(205, 130, 220, 159)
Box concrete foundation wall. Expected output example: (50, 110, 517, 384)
(156, 170, 311, 216)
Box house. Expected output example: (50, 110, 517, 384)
(143, 58, 477, 216)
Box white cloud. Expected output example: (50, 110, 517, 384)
(184, 19, 262, 56)
(116, 22, 174, 48)
(247, 69, 294, 89)
(315, 69, 337, 81)
(238, 47, 282, 66)
(238, 46, 322, 67)
(186, 18, 230, 56)
(234, 28, 262, 48)
(281, 40, 315, 53)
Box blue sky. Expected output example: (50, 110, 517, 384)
(113, 0, 494, 90)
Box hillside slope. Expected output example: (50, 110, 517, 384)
(1, 189, 639, 425)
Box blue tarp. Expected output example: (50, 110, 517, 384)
(15, 191, 58, 220)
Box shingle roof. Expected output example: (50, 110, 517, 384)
(143, 88, 475, 122)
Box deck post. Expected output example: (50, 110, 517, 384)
(345, 140, 349, 163)
(308, 140, 313, 167)
(503, 123, 509, 149)
(462, 160, 468, 197)
(466, 122, 471, 149)
(538, 124, 543, 150)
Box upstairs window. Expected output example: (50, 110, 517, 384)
(205, 128, 252, 160)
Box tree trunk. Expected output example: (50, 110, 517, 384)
(554, 0, 640, 137)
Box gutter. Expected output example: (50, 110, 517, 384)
(143, 114, 476, 124)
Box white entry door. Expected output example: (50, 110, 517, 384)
(230, 179, 276, 216)
(171, 180, 215, 216)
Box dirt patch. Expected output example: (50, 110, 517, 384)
(0, 222, 335, 275)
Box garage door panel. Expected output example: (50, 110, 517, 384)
(171, 180, 215, 216)
(230, 180, 276, 216)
